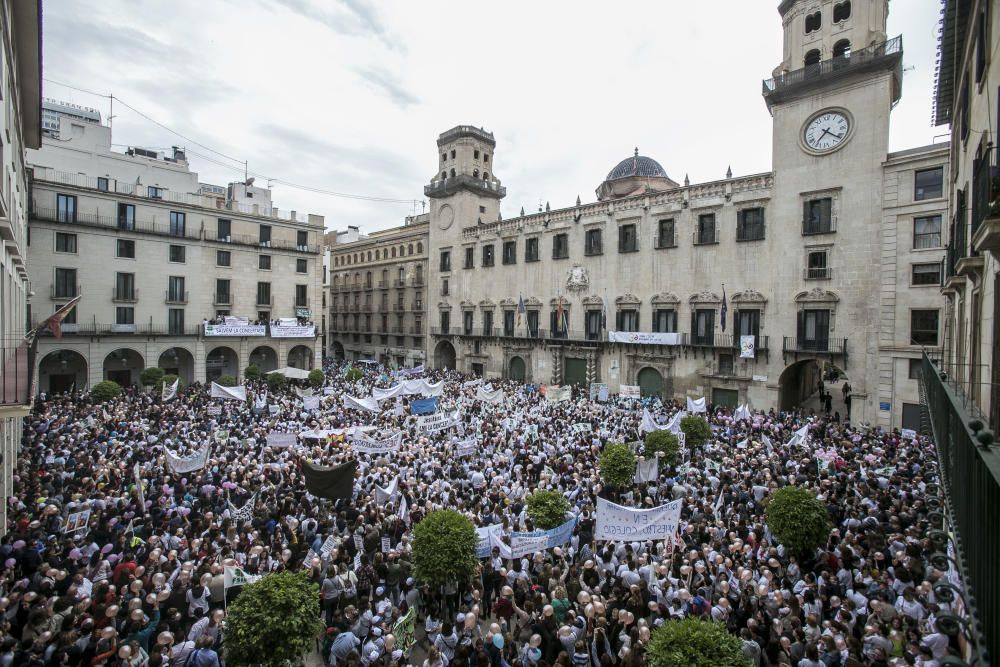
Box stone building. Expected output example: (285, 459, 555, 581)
(412, 0, 949, 429)
(26, 116, 325, 390)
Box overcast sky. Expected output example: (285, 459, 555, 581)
(42, 0, 945, 234)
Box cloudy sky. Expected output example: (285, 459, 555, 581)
(42, 0, 945, 233)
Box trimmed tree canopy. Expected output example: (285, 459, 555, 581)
(766, 485, 832, 555)
(90, 381, 122, 403)
(645, 430, 681, 468)
(215, 374, 237, 387)
(308, 368, 325, 388)
(526, 489, 570, 530)
(244, 364, 262, 381)
(412, 509, 478, 587)
(139, 367, 164, 387)
(600, 442, 636, 488)
(648, 618, 751, 667)
(345, 366, 363, 383)
(266, 372, 287, 391)
(680, 415, 713, 449)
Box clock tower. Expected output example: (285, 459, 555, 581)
(763, 0, 903, 422)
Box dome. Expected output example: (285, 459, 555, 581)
(606, 148, 668, 181)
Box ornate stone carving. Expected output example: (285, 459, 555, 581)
(437, 301, 452, 310)
(730, 289, 767, 304)
(582, 295, 604, 306)
(689, 291, 721, 304)
(460, 300, 476, 310)
(565, 265, 590, 292)
(524, 296, 543, 308)
(499, 298, 517, 308)
(794, 287, 839, 303)
(478, 299, 496, 309)
(615, 294, 641, 305)
(651, 292, 680, 306)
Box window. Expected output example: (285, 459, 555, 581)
(550, 308, 568, 338)
(504, 310, 515, 336)
(442, 278, 449, 296)
(975, 12, 987, 83)
(168, 309, 185, 334)
(56, 194, 76, 223)
(656, 219, 676, 248)
(803, 198, 833, 234)
(804, 11, 821, 33)
(913, 215, 942, 248)
(440, 250, 451, 272)
(217, 250, 231, 267)
(806, 250, 830, 279)
(552, 233, 569, 259)
(696, 213, 717, 244)
(484, 153, 490, 163)
(798, 309, 831, 350)
(463, 311, 474, 335)
(169, 211, 186, 237)
(116, 306, 134, 325)
(618, 224, 638, 253)
(616, 310, 640, 332)
(257, 282, 272, 306)
(168, 245, 185, 263)
(833, 39, 851, 58)
(503, 240, 516, 264)
(148, 186, 164, 199)
(525, 237, 539, 262)
(912, 263, 942, 286)
(585, 311, 603, 340)
(114, 272, 135, 301)
(804, 49, 821, 67)
(653, 309, 677, 333)
(735, 310, 760, 341)
(216, 279, 231, 304)
(910, 310, 939, 346)
(259, 255, 271, 270)
(117, 239, 135, 258)
(167, 276, 186, 303)
(908, 358, 923, 380)
(295, 285, 308, 308)
(297, 259, 308, 274)
(117, 203, 135, 230)
(585, 228, 602, 255)
(736, 208, 766, 241)
(718, 354, 734, 376)
(259, 224, 272, 245)
(474, 149, 480, 160)
(833, 1, 851, 22)
(527, 311, 539, 337)
(216, 219, 231, 242)
(914, 168, 943, 200)
(55, 232, 77, 253)
(450, 149, 456, 159)
(464, 247, 475, 269)
(59, 302, 78, 325)
(297, 230, 308, 249)
(97, 177, 109, 192)
(440, 311, 451, 333)
(482, 244, 495, 267)
(692, 309, 715, 345)
(365, 271, 373, 288)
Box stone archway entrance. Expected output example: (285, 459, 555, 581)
(779, 359, 850, 416)
(287, 345, 314, 369)
(206, 347, 239, 382)
(331, 341, 345, 361)
(158, 347, 195, 385)
(249, 346, 279, 373)
(38, 349, 88, 394)
(103, 348, 144, 387)
(434, 340, 457, 370)
(637, 366, 663, 398)
(509, 356, 526, 382)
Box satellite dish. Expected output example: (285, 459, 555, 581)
(245, 177, 255, 187)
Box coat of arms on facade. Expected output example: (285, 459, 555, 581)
(566, 265, 590, 292)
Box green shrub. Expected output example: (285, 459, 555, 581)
(139, 367, 164, 387)
(215, 375, 237, 387)
(90, 381, 122, 403)
(225, 571, 324, 667)
(645, 430, 681, 468)
(766, 485, 832, 555)
(308, 368, 325, 388)
(345, 366, 363, 383)
(647, 618, 751, 667)
(160, 374, 180, 389)
(266, 372, 287, 391)
(526, 490, 570, 530)
(244, 364, 262, 381)
(680, 415, 713, 449)
(412, 509, 478, 587)
(599, 442, 636, 488)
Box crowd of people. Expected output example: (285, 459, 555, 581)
(0, 362, 965, 667)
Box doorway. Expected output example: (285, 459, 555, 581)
(712, 387, 739, 408)
(564, 357, 587, 387)
(107, 369, 132, 387)
(48, 374, 76, 394)
(637, 367, 663, 398)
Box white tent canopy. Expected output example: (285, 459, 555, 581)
(271, 366, 311, 380)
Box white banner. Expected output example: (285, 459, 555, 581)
(901, 428, 917, 439)
(416, 410, 461, 434)
(686, 396, 707, 413)
(455, 438, 477, 457)
(265, 431, 297, 448)
(476, 524, 504, 558)
(165, 441, 211, 474)
(204, 324, 266, 337)
(269, 325, 316, 338)
(733, 404, 751, 421)
(665, 411, 686, 434)
(206, 405, 222, 416)
(353, 431, 403, 454)
(294, 387, 315, 398)
(640, 408, 670, 434)
(475, 386, 505, 403)
(620, 385, 640, 399)
(545, 386, 572, 402)
(374, 476, 399, 504)
(303, 396, 320, 411)
(740, 335, 756, 358)
(161, 378, 179, 402)
(786, 423, 810, 448)
(595, 497, 682, 541)
(608, 331, 683, 345)
(373, 384, 405, 402)
(211, 382, 247, 401)
(636, 458, 658, 483)
(344, 394, 380, 413)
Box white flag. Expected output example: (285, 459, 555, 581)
(733, 404, 751, 422)
(161, 379, 179, 402)
(211, 382, 247, 402)
(399, 496, 409, 525)
(786, 424, 810, 448)
(686, 397, 707, 413)
(374, 477, 399, 504)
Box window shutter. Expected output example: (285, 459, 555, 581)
(803, 201, 810, 225)
(690, 311, 697, 336)
(635, 312, 640, 332)
(796, 310, 805, 342)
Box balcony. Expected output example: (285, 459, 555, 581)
(762, 35, 903, 109)
(33, 205, 199, 240)
(165, 290, 189, 305)
(693, 229, 720, 246)
(0, 339, 35, 415)
(782, 336, 848, 359)
(32, 321, 202, 336)
(396, 279, 407, 287)
(413, 276, 424, 286)
(394, 303, 406, 312)
(112, 287, 138, 302)
(424, 174, 506, 199)
(688, 333, 734, 348)
(585, 241, 603, 256)
(409, 325, 424, 334)
(51, 284, 80, 300)
(802, 218, 837, 235)
(378, 280, 388, 289)
(214, 293, 232, 306)
(804, 267, 832, 280)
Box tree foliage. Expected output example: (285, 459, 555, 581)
(645, 430, 681, 468)
(225, 570, 324, 667)
(599, 442, 636, 488)
(215, 375, 237, 387)
(412, 509, 478, 587)
(139, 367, 164, 387)
(345, 366, 363, 383)
(766, 485, 832, 555)
(244, 364, 262, 381)
(680, 416, 713, 449)
(161, 374, 180, 389)
(647, 618, 751, 667)
(266, 372, 287, 391)
(90, 381, 122, 403)
(308, 368, 325, 388)
(526, 490, 570, 530)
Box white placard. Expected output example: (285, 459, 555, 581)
(381, 537, 391, 553)
(416, 411, 461, 434)
(266, 431, 297, 448)
(620, 385, 640, 399)
(740, 335, 756, 358)
(206, 405, 222, 416)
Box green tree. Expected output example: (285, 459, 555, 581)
(766, 485, 832, 555)
(160, 374, 180, 389)
(412, 509, 478, 587)
(680, 415, 713, 449)
(345, 366, 363, 383)
(266, 372, 287, 391)
(139, 367, 164, 387)
(647, 618, 751, 667)
(215, 375, 237, 387)
(308, 368, 325, 388)
(645, 430, 681, 469)
(526, 490, 570, 530)
(244, 364, 262, 381)
(225, 571, 324, 667)
(90, 381, 122, 403)
(599, 442, 636, 488)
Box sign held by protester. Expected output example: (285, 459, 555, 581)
(595, 498, 682, 540)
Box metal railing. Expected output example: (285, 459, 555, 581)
(782, 336, 848, 355)
(693, 228, 720, 245)
(803, 218, 837, 235)
(762, 35, 902, 96)
(585, 241, 603, 256)
(112, 287, 138, 302)
(921, 353, 997, 665)
(0, 339, 35, 406)
(51, 284, 80, 300)
(655, 232, 677, 249)
(804, 267, 833, 280)
(165, 290, 189, 305)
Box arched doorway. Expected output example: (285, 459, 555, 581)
(434, 340, 456, 370)
(287, 345, 314, 369)
(779, 359, 850, 417)
(331, 341, 345, 361)
(206, 346, 239, 382)
(38, 349, 88, 394)
(509, 356, 526, 382)
(158, 347, 195, 385)
(637, 367, 663, 398)
(103, 348, 144, 387)
(249, 346, 279, 373)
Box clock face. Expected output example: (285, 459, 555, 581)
(803, 111, 851, 153)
